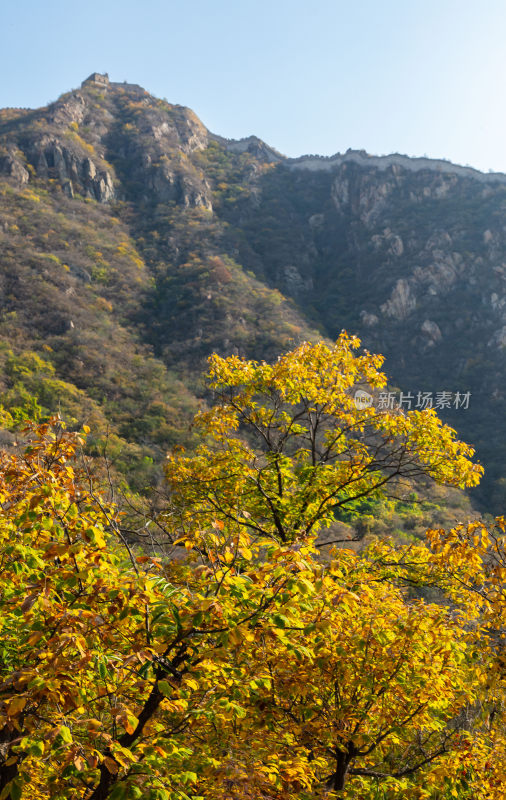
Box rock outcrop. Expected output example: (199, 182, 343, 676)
(0, 148, 29, 185)
(31, 139, 115, 201)
(381, 279, 416, 320)
(0, 79, 213, 207)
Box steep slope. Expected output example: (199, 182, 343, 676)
(0, 75, 320, 490)
(2, 72, 506, 512)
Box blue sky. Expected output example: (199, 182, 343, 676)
(3, 0, 506, 172)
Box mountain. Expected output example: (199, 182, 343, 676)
(1, 72, 505, 512)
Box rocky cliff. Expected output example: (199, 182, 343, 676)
(1, 74, 506, 509)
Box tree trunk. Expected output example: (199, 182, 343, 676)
(0, 725, 21, 799)
(330, 748, 352, 792)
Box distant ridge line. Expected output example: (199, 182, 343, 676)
(3, 69, 505, 185)
(284, 150, 506, 184)
(222, 135, 506, 184)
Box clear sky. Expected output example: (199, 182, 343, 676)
(3, 0, 506, 173)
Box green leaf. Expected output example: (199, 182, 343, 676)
(58, 725, 73, 745)
(158, 680, 172, 697)
(29, 741, 45, 757)
(109, 785, 126, 800)
(10, 781, 22, 800)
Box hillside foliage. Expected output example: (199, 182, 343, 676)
(0, 340, 503, 800)
(2, 77, 506, 511)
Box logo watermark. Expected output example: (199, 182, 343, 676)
(354, 389, 374, 409)
(354, 390, 471, 411)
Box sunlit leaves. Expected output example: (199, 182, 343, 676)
(0, 335, 500, 800)
(164, 335, 482, 548)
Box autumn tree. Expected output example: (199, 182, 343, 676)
(0, 419, 342, 800)
(191, 537, 483, 798)
(162, 334, 482, 546)
(0, 337, 497, 800)
(154, 335, 490, 796)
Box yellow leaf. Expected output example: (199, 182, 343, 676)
(7, 697, 27, 716)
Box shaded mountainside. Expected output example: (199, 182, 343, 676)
(0, 72, 505, 513)
(220, 155, 506, 510)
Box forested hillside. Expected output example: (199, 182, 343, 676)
(2, 76, 506, 794)
(2, 72, 506, 512)
(0, 76, 319, 492)
(2, 340, 504, 800)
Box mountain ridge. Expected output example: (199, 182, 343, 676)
(1, 73, 506, 514)
(4, 72, 504, 188)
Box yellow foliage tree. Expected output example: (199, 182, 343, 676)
(163, 334, 482, 545)
(0, 336, 502, 800)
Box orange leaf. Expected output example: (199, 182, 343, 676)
(20, 594, 38, 613)
(27, 631, 43, 646)
(103, 757, 119, 774)
(74, 755, 86, 771)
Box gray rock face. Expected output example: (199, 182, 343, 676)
(279, 265, 313, 297)
(371, 228, 404, 256)
(389, 234, 404, 257)
(381, 279, 416, 320)
(95, 170, 115, 202)
(30, 139, 115, 202)
(223, 135, 282, 164)
(357, 179, 394, 226)
(489, 326, 506, 348)
(50, 93, 87, 127)
(331, 176, 349, 211)
(412, 253, 459, 296)
(360, 311, 379, 327)
(331, 171, 398, 226)
(83, 158, 96, 180)
(147, 162, 212, 209)
(0, 149, 29, 185)
(421, 319, 442, 345)
(308, 213, 324, 228)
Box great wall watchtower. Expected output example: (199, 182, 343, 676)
(81, 73, 110, 88)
